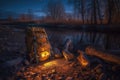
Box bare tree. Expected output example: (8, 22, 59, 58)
(47, 0, 65, 21)
(96, 0, 103, 24)
(69, 0, 85, 23)
(69, 0, 99, 24)
(89, 0, 103, 24)
(68, 0, 119, 24)
(111, 0, 120, 23)
(106, 0, 113, 24)
(27, 9, 34, 21)
(104, 0, 120, 24)
(81, 0, 85, 24)
(92, 0, 97, 24)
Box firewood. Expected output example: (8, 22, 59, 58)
(77, 50, 89, 67)
(63, 38, 74, 61)
(62, 50, 74, 61)
(85, 46, 120, 65)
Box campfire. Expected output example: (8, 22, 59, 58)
(26, 27, 51, 62)
(14, 27, 120, 80)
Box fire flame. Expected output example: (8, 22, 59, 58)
(41, 51, 49, 57)
(77, 52, 89, 67)
(80, 54, 89, 67)
(39, 51, 50, 61)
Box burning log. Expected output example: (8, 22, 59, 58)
(62, 38, 74, 61)
(26, 27, 51, 63)
(77, 50, 89, 67)
(85, 46, 120, 65)
(62, 50, 74, 61)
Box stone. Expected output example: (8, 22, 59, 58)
(58, 77, 63, 80)
(42, 74, 46, 80)
(24, 59, 30, 66)
(95, 68, 102, 74)
(34, 75, 41, 80)
(51, 69, 56, 74)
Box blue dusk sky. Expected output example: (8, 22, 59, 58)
(0, 0, 73, 19)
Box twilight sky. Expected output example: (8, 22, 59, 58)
(0, 0, 73, 19)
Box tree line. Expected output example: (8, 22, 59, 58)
(6, 0, 120, 24)
(46, 0, 120, 24)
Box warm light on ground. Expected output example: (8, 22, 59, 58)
(43, 60, 58, 67)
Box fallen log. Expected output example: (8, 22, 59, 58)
(62, 38, 74, 61)
(77, 50, 89, 67)
(85, 46, 120, 65)
(62, 50, 74, 61)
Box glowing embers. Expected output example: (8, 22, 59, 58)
(43, 59, 67, 68)
(77, 50, 89, 67)
(79, 53, 89, 67)
(39, 51, 50, 61)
